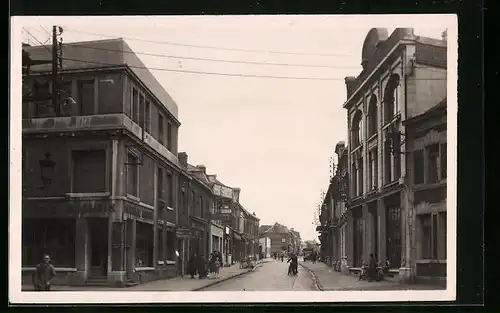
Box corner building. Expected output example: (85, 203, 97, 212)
(22, 39, 181, 286)
(342, 28, 447, 282)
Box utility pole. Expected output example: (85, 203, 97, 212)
(51, 25, 60, 116)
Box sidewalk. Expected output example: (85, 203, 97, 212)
(300, 262, 445, 291)
(22, 258, 272, 292)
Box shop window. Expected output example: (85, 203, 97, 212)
(127, 153, 139, 196)
(166, 231, 176, 260)
(72, 150, 106, 193)
(413, 149, 425, 184)
(136, 221, 153, 267)
(427, 144, 440, 183)
(22, 218, 76, 267)
(78, 80, 95, 115)
(419, 214, 442, 260)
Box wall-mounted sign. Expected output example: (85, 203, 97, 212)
(213, 183, 233, 199)
(225, 226, 230, 235)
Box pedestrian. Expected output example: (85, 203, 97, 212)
(214, 252, 221, 279)
(281, 254, 284, 262)
(287, 252, 298, 276)
(188, 253, 198, 279)
(32, 254, 56, 291)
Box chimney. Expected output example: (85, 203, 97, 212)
(178, 152, 188, 167)
(196, 164, 206, 173)
(345, 77, 357, 98)
(442, 30, 447, 41)
(232, 188, 241, 202)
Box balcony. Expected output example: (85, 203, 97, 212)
(23, 113, 178, 166)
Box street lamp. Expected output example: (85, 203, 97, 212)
(39, 152, 55, 186)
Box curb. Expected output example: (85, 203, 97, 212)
(193, 263, 265, 291)
(299, 263, 324, 291)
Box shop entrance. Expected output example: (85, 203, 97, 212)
(88, 218, 109, 277)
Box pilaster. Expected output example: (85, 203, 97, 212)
(377, 198, 386, 263)
(126, 219, 137, 277)
(362, 204, 371, 262)
(74, 217, 88, 284)
(346, 210, 354, 267)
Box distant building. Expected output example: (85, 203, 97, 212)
(259, 222, 292, 255)
(258, 237, 271, 258)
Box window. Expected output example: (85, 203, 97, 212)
(440, 143, 447, 179)
(369, 149, 378, 190)
(167, 173, 174, 207)
(132, 88, 139, 123)
(351, 161, 357, 197)
(199, 196, 204, 218)
(351, 110, 363, 148)
(190, 191, 195, 216)
(139, 94, 145, 128)
(145, 101, 151, 133)
(22, 218, 76, 267)
(368, 96, 378, 137)
(78, 80, 95, 115)
(72, 150, 106, 193)
(419, 213, 443, 260)
(413, 150, 424, 184)
(158, 114, 164, 145)
(427, 144, 440, 183)
(157, 167, 164, 200)
(357, 157, 363, 196)
(167, 122, 173, 151)
(136, 221, 153, 267)
(384, 139, 393, 184)
(127, 153, 138, 196)
(180, 189, 186, 216)
(383, 74, 400, 123)
(166, 231, 176, 260)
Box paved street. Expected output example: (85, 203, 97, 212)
(300, 261, 446, 291)
(202, 259, 317, 291)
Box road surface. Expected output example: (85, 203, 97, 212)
(201, 259, 317, 291)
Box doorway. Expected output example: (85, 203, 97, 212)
(88, 218, 109, 277)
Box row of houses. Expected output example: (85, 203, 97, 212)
(21, 38, 260, 287)
(258, 222, 302, 258)
(317, 28, 448, 286)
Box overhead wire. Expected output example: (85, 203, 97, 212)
(62, 27, 356, 57)
(23, 28, 447, 81)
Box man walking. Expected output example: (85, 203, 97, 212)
(32, 254, 56, 291)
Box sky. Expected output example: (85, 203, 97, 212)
(17, 15, 447, 241)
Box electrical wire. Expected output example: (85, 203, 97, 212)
(67, 44, 361, 69)
(62, 27, 355, 57)
(23, 29, 447, 82)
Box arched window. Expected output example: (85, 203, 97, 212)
(368, 95, 378, 137)
(351, 110, 363, 148)
(383, 74, 401, 123)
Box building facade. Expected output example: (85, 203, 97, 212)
(22, 39, 181, 286)
(403, 98, 447, 285)
(341, 28, 447, 283)
(317, 141, 349, 267)
(260, 222, 293, 255)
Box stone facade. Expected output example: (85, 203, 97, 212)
(332, 28, 447, 284)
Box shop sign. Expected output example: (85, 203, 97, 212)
(211, 225, 224, 237)
(125, 202, 154, 221)
(213, 183, 233, 199)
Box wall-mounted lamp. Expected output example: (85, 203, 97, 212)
(39, 152, 55, 186)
